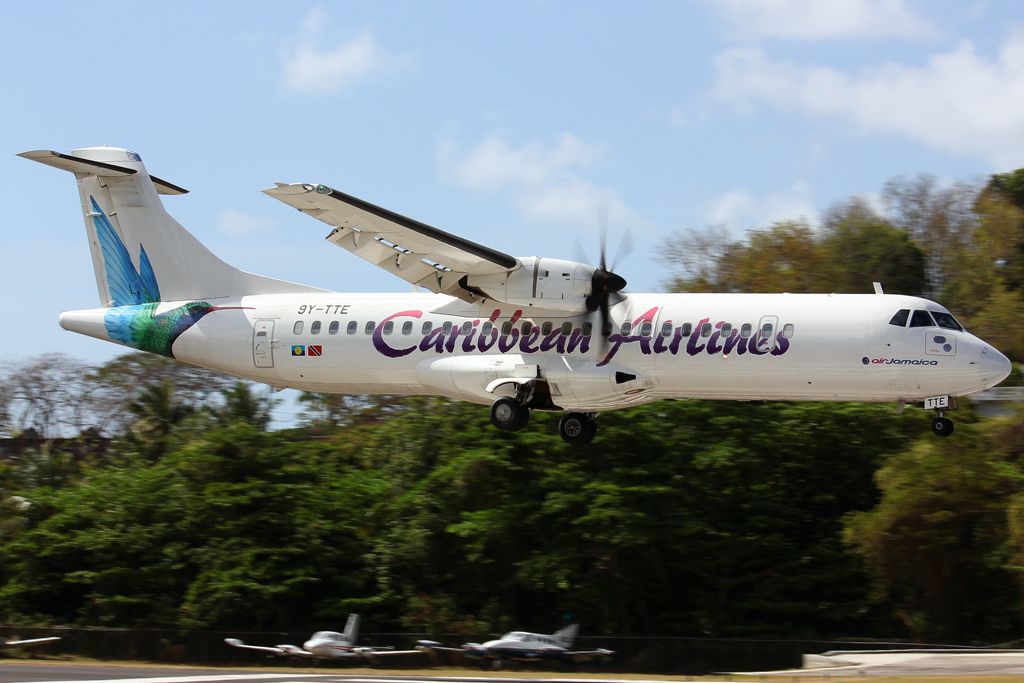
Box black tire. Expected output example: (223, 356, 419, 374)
(490, 397, 525, 431)
(559, 413, 596, 445)
(931, 416, 955, 437)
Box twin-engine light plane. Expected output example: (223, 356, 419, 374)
(416, 624, 613, 666)
(225, 613, 417, 661)
(20, 147, 1013, 443)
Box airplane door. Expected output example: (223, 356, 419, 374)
(756, 315, 779, 352)
(253, 320, 275, 368)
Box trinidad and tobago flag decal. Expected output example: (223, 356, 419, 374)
(308, 345, 323, 357)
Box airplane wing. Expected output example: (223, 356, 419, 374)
(415, 640, 473, 654)
(356, 647, 422, 657)
(223, 638, 310, 657)
(263, 183, 519, 303)
(0, 636, 61, 648)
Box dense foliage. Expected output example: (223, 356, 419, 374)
(0, 169, 1022, 644)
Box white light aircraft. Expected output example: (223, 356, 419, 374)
(225, 613, 417, 661)
(416, 624, 612, 665)
(20, 147, 1013, 443)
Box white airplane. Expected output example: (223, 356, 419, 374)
(416, 624, 612, 665)
(225, 613, 417, 661)
(20, 146, 1013, 443)
(0, 636, 61, 648)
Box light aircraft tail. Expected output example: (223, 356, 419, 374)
(19, 147, 320, 306)
(553, 623, 578, 648)
(343, 613, 360, 644)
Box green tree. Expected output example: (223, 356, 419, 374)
(844, 409, 1024, 642)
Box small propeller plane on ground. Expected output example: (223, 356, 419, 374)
(20, 147, 1013, 443)
(225, 613, 417, 661)
(416, 624, 612, 666)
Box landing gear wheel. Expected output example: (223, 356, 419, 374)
(931, 416, 954, 437)
(559, 412, 597, 445)
(490, 397, 529, 431)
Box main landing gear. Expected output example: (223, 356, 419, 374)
(558, 412, 597, 445)
(488, 398, 598, 446)
(489, 396, 530, 431)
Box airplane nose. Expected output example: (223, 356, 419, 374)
(979, 345, 1013, 388)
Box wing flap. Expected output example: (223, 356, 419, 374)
(264, 183, 518, 300)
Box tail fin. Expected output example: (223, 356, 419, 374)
(553, 623, 578, 648)
(343, 613, 360, 644)
(19, 147, 321, 306)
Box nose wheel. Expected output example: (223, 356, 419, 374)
(558, 412, 597, 445)
(931, 415, 955, 437)
(490, 397, 530, 431)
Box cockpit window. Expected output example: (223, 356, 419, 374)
(889, 309, 910, 327)
(931, 311, 964, 331)
(909, 310, 935, 328)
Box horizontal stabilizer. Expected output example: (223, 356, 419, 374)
(18, 149, 188, 195)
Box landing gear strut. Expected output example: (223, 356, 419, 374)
(558, 412, 597, 445)
(490, 396, 530, 431)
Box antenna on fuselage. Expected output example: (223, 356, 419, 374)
(873, 282, 884, 294)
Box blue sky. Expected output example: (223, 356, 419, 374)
(3, 0, 1023, 369)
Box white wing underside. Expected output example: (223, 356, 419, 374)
(264, 183, 519, 303)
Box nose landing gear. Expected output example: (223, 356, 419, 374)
(931, 414, 955, 437)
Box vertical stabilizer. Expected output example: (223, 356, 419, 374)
(342, 613, 360, 645)
(19, 147, 322, 305)
(553, 623, 578, 648)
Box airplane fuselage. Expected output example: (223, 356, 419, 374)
(59, 290, 1009, 412)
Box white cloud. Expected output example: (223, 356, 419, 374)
(217, 209, 274, 237)
(711, 29, 1024, 168)
(280, 7, 405, 95)
(706, 180, 817, 232)
(710, 0, 937, 41)
(439, 134, 638, 228)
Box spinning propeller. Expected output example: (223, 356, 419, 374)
(579, 207, 632, 348)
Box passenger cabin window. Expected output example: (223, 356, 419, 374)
(931, 311, 964, 331)
(311, 320, 321, 335)
(461, 321, 472, 334)
(482, 321, 493, 335)
(910, 310, 935, 328)
(700, 322, 712, 337)
(680, 322, 693, 336)
(620, 322, 632, 336)
(661, 322, 673, 337)
(382, 321, 394, 335)
(293, 321, 304, 335)
(328, 321, 339, 335)
(740, 323, 752, 338)
(522, 321, 533, 334)
(720, 323, 733, 336)
(640, 321, 653, 337)
(582, 322, 593, 336)
(364, 321, 375, 335)
(889, 309, 910, 327)
(346, 321, 357, 334)
(542, 321, 553, 335)
(442, 321, 453, 334)
(602, 321, 613, 337)
(402, 321, 413, 335)
(761, 323, 774, 338)
(782, 323, 795, 338)
(501, 321, 512, 335)
(561, 321, 572, 335)
(422, 321, 433, 334)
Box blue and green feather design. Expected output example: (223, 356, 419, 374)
(91, 196, 218, 358)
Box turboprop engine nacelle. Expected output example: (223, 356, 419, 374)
(466, 257, 595, 313)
